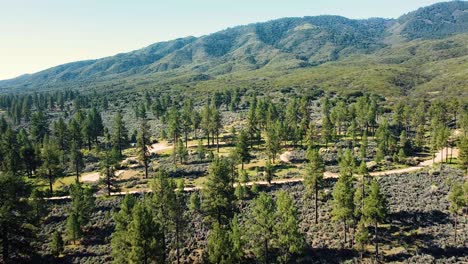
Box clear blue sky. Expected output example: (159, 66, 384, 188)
(0, 0, 446, 80)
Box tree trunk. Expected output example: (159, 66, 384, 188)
(344, 219, 347, 247)
(76, 165, 80, 182)
(48, 169, 53, 196)
(144, 161, 149, 179)
(264, 239, 268, 264)
(176, 222, 180, 264)
(315, 184, 319, 224)
(107, 167, 111, 196)
(375, 222, 379, 260)
(216, 130, 219, 153)
(454, 213, 458, 244)
(162, 230, 166, 263)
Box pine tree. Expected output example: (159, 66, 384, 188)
(331, 149, 355, 247)
(448, 182, 465, 244)
(128, 203, 161, 264)
(29, 111, 49, 143)
(111, 195, 137, 263)
(50, 231, 64, 257)
(321, 115, 333, 146)
(181, 100, 194, 148)
(69, 141, 84, 182)
(112, 112, 128, 158)
(229, 214, 244, 263)
(457, 136, 468, 173)
(167, 107, 181, 163)
(66, 212, 81, 244)
(304, 148, 325, 224)
(362, 179, 388, 260)
(39, 138, 64, 196)
(354, 162, 369, 220)
(274, 191, 304, 263)
(266, 121, 281, 163)
(247, 192, 275, 263)
(235, 130, 250, 170)
(189, 192, 201, 212)
(100, 148, 117, 196)
(202, 157, 235, 225)
(136, 119, 151, 178)
(52, 117, 69, 154)
(175, 138, 188, 164)
(355, 219, 369, 261)
(207, 222, 231, 264)
(150, 169, 176, 262)
(1, 128, 21, 176)
(196, 139, 206, 161)
(264, 160, 274, 185)
(0, 172, 36, 262)
(67, 182, 95, 243)
(68, 118, 83, 149)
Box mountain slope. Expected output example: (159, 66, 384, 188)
(0, 1, 467, 95)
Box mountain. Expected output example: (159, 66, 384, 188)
(1, 1, 467, 97)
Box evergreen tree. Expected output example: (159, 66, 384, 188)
(175, 138, 188, 164)
(128, 203, 162, 264)
(229, 214, 244, 263)
(362, 179, 388, 260)
(39, 138, 63, 196)
(50, 231, 64, 257)
(0, 172, 36, 262)
(247, 192, 275, 263)
(274, 191, 304, 263)
(355, 219, 369, 261)
(321, 115, 333, 146)
(457, 136, 468, 173)
(331, 149, 355, 246)
(202, 156, 235, 225)
(66, 212, 81, 244)
(111, 195, 137, 263)
(100, 148, 117, 196)
(196, 139, 206, 161)
(67, 182, 95, 243)
(52, 117, 69, 154)
(29, 111, 49, 143)
(265, 121, 281, 163)
(69, 141, 84, 182)
(68, 118, 83, 149)
(207, 222, 231, 264)
(235, 130, 250, 170)
(304, 148, 325, 224)
(189, 192, 201, 212)
(112, 112, 128, 158)
(1, 128, 21, 176)
(136, 119, 151, 178)
(448, 182, 465, 244)
(264, 160, 274, 185)
(150, 169, 176, 262)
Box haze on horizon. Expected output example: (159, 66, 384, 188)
(0, 0, 446, 80)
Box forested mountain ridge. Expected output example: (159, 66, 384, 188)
(0, 1, 467, 96)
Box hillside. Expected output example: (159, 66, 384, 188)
(0, 1, 467, 98)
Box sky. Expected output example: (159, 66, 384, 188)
(0, 0, 447, 80)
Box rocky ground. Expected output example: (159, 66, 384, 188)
(36, 166, 467, 263)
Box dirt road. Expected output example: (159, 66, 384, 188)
(48, 145, 459, 200)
